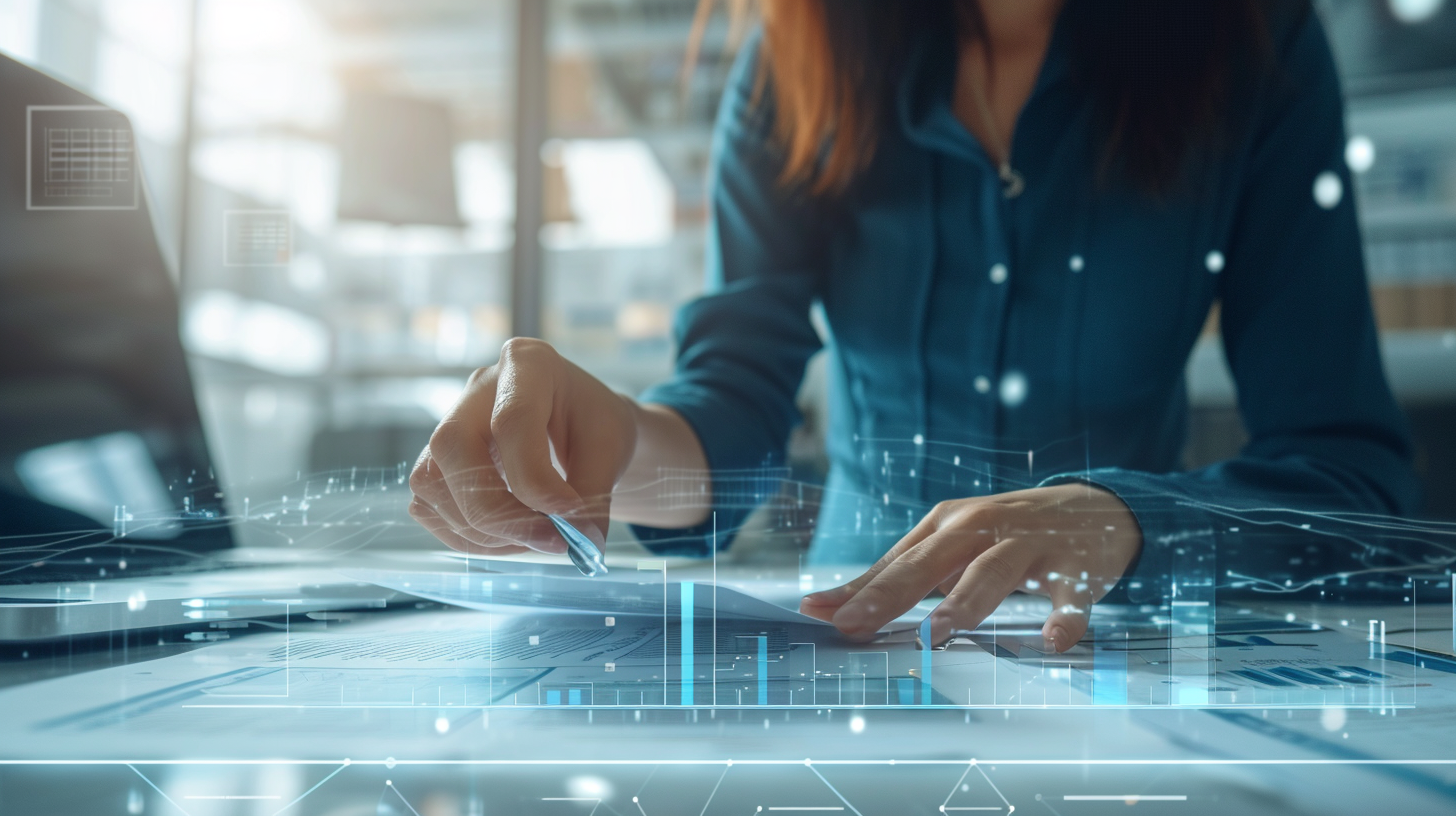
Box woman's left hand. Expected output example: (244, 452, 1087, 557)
(799, 484, 1142, 652)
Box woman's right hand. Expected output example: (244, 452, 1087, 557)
(408, 338, 638, 557)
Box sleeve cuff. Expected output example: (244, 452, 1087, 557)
(627, 383, 789, 556)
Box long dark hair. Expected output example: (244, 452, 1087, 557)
(704, 0, 1288, 195)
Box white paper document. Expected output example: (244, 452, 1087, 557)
(342, 564, 839, 626)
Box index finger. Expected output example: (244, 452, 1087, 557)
(827, 526, 993, 637)
(925, 538, 1040, 647)
(799, 511, 941, 619)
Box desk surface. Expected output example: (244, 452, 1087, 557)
(0, 557, 1452, 816)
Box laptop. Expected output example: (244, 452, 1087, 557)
(0, 54, 420, 642)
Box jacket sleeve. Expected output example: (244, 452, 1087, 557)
(1042, 10, 1422, 603)
(629, 33, 827, 554)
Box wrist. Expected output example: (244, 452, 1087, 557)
(614, 392, 643, 483)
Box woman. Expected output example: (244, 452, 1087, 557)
(408, 0, 1419, 651)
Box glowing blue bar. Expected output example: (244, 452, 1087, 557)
(568, 689, 582, 706)
(546, 690, 561, 705)
(919, 618, 932, 704)
(1092, 624, 1128, 705)
(1172, 600, 1211, 706)
(896, 678, 915, 705)
(681, 582, 694, 706)
(757, 636, 768, 705)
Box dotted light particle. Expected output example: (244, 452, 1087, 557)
(1205, 250, 1225, 274)
(567, 776, 612, 800)
(999, 371, 1028, 408)
(1345, 135, 1375, 173)
(1389, 0, 1444, 24)
(1313, 171, 1343, 210)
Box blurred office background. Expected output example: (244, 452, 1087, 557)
(0, 0, 1452, 540)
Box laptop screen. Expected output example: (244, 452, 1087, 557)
(0, 54, 233, 573)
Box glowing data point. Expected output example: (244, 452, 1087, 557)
(1313, 171, 1343, 209)
(1346, 135, 1375, 173)
(1390, 0, 1444, 23)
(999, 371, 1028, 408)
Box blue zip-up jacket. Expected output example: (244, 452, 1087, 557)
(632, 5, 1420, 602)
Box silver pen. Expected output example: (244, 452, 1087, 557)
(546, 514, 608, 577)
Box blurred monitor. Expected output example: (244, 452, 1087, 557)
(0, 54, 233, 565)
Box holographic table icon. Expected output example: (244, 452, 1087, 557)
(26, 105, 138, 210)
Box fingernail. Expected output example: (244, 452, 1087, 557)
(1047, 625, 1070, 651)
